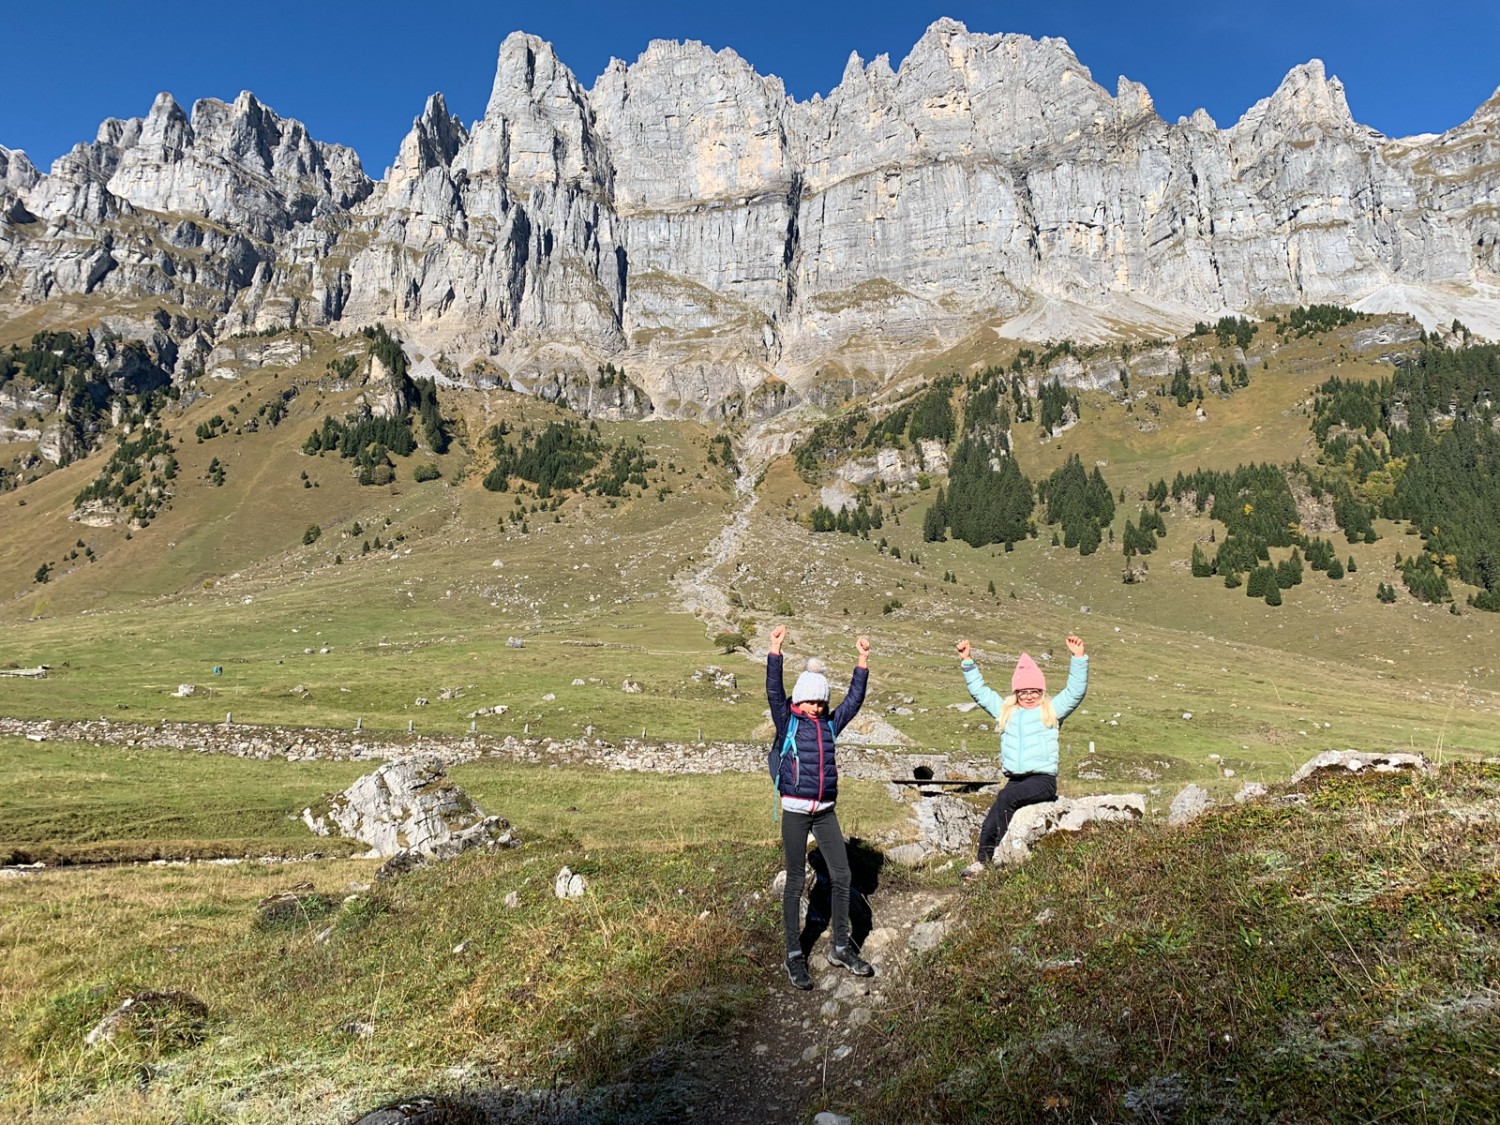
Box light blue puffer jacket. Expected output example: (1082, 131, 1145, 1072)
(963, 655, 1088, 776)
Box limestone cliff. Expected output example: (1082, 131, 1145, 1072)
(2, 20, 1498, 416)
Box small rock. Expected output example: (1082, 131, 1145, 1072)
(909, 920, 954, 954)
(554, 867, 586, 899)
(503, 890, 521, 908)
(886, 843, 930, 866)
(813, 1113, 852, 1125)
(820, 1000, 841, 1019)
(847, 1007, 872, 1028)
(1234, 782, 1268, 803)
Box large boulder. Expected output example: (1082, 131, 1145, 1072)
(994, 794, 1147, 866)
(303, 757, 515, 873)
(1289, 750, 1433, 784)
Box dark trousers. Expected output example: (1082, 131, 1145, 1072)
(780, 806, 851, 955)
(976, 772, 1057, 863)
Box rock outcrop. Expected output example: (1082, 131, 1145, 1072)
(1288, 749, 1434, 784)
(302, 757, 515, 873)
(2, 22, 1498, 415)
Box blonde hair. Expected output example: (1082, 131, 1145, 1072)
(997, 693, 1057, 733)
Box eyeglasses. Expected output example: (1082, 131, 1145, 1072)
(1015, 688, 1043, 698)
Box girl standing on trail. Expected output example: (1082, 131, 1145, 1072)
(767, 624, 874, 990)
(956, 635, 1088, 879)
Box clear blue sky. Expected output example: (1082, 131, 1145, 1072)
(3, 0, 1496, 177)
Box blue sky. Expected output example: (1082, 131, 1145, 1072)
(3, 0, 1496, 177)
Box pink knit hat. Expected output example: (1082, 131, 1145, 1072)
(1011, 653, 1046, 693)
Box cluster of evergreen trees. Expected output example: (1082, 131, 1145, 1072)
(304, 413, 417, 485)
(1211, 360, 1251, 395)
(301, 327, 449, 485)
(1191, 315, 1258, 350)
(2, 331, 176, 468)
(480, 420, 662, 504)
(483, 420, 601, 497)
(811, 497, 885, 536)
(1310, 342, 1500, 609)
(1277, 304, 1365, 338)
(1036, 454, 1114, 555)
(1037, 378, 1078, 434)
(1122, 506, 1165, 558)
(592, 436, 657, 498)
(72, 422, 178, 526)
(926, 442, 1034, 548)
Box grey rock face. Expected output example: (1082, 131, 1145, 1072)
(913, 795, 983, 853)
(3, 22, 1499, 414)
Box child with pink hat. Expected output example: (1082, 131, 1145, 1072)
(954, 634, 1088, 878)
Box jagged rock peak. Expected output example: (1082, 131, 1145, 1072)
(459, 31, 608, 190)
(0, 145, 41, 192)
(1232, 59, 1359, 138)
(389, 93, 467, 179)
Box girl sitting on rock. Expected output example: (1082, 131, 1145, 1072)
(767, 624, 873, 990)
(956, 635, 1088, 879)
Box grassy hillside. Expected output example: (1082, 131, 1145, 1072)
(2, 317, 1498, 779)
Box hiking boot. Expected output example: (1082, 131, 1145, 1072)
(960, 861, 986, 882)
(827, 944, 875, 977)
(784, 952, 814, 991)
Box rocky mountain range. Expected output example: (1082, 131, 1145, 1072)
(2, 18, 1498, 416)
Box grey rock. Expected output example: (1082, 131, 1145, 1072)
(85, 990, 208, 1049)
(885, 842, 932, 866)
(302, 757, 515, 863)
(995, 793, 1148, 865)
(1234, 782, 1269, 803)
(1168, 783, 1215, 826)
(912, 795, 983, 853)
(1289, 749, 1432, 784)
(909, 919, 954, 954)
(554, 866, 587, 898)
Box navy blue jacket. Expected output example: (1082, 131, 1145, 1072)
(766, 652, 868, 806)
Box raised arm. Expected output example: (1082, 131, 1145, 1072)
(766, 624, 790, 723)
(1053, 635, 1089, 719)
(830, 636, 870, 731)
(957, 639, 1004, 718)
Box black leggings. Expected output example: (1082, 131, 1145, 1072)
(976, 772, 1057, 863)
(780, 806, 851, 955)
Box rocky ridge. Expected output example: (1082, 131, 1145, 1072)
(2, 21, 1499, 417)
